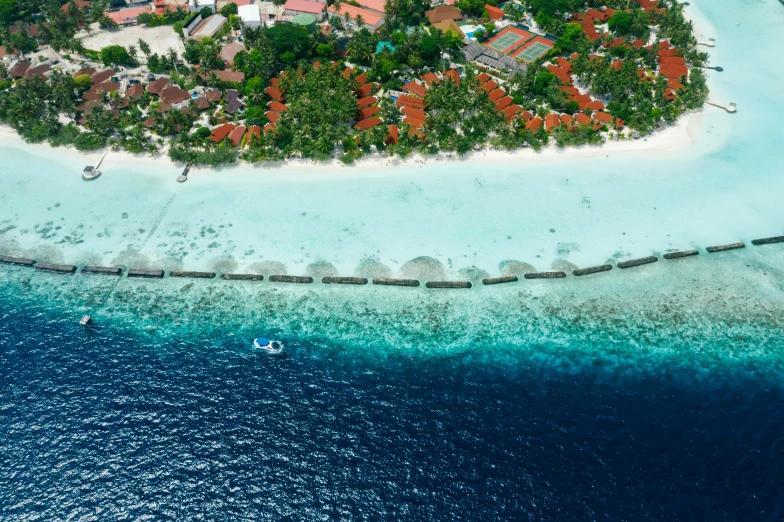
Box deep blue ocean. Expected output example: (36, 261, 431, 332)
(2, 291, 783, 521)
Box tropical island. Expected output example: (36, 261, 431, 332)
(0, 0, 709, 166)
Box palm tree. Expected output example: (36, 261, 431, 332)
(138, 39, 151, 59)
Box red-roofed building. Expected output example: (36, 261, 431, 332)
(268, 101, 288, 112)
(229, 125, 246, 146)
(354, 72, 368, 85)
(592, 111, 613, 123)
(264, 123, 276, 133)
(526, 117, 543, 131)
(556, 57, 572, 73)
(265, 86, 284, 102)
(574, 113, 592, 126)
(386, 125, 399, 145)
(401, 106, 426, 121)
(502, 104, 521, 120)
(560, 86, 579, 96)
(359, 106, 380, 119)
(443, 69, 460, 85)
(495, 96, 513, 111)
(246, 125, 261, 145)
(357, 96, 377, 109)
(396, 95, 425, 109)
(210, 123, 235, 143)
(586, 8, 608, 21)
(488, 88, 505, 101)
(354, 116, 383, 130)
(571, 94, 592, 103)
(477, 73, 491, 83)
(421, 72, 440, 86)
(546, 64, 570, 85)
(357, 83, 377, 97)
(485, 4, 504, 20)
(107, 6, 151, 25)
(544, 113, 560, 132)
(265, 111, 280, 123)
(582, 100, 605, 111)
(480, 80, 497, 92)
(520, 110, 533, 121)
(603, 7, 616, 17)
(403, 82, 427, 98)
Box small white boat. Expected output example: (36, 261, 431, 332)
(253, 337, 284, 354)
(79, 315, 91, 326)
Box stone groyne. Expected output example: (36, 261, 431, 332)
(2, 235, 782, 290)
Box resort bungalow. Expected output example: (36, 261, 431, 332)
(284, 0, 327, 22)
(327, 4, 384, 31)
(424, 5, 462, 24)
(210, 123, 235, 143)
(485, 4, 504, 20)
(354, 117, 383, 131)
(229, 126, 246, 146)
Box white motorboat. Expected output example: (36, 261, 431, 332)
(253, 337, 284, 354)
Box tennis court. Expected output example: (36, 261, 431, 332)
(488, 32, 523, 52)
(514, 38, 553, 62)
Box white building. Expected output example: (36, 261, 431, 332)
(238, 4, 262, 27)
(189, 0, 216, 13)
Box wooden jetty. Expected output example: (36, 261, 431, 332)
(706, 101, 737, 113)
(177, 162, 192, 183)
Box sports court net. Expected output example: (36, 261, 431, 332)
(489, 33, 523, 52)
(517, 41, 552, 62)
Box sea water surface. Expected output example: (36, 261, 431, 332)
(3, 0, 784, 519)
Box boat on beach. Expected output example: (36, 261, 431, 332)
(253, 337, 284, 354)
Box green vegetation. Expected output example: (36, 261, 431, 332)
(0, 0, 708, 165)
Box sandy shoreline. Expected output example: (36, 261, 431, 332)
(0, 105, 712, 179)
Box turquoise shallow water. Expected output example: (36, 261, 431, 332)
(3, 2, 784, 518)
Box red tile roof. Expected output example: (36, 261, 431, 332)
(574, 113, 592, 126)
(403, 82, 427, 97)
(502, 104, 521, 120)
(592, 111, 613, 123)
(476, 73, 491, 83)
(546, 64, 571, 85)
(263, 123, 276, 133)
(396, 95, 425, 109)
(403, 116, 425, 129)
(520, 110, 533, 121)
(495, 96, 513, 111)
(443, 69, 460, 85)
(560, 86, 579, 96)
(354, 72, 367, 85)
(246, 125, 261, 145)
(401, 106, 426, 121)
(357, 83, 377, 97)
(544, 113, 560, 132)
(268, 101, 288, 112)
(421, 72, 440, 86)
(356, 96, 377, 109)
(488, 88, 505, 101)
(525, 117, 543, 131)
(265, 87, 284, 102)
(210, 123, 235, 143)
(147, 77, 169, 95)
(485, 4, 504, 20)
(265, 111, 280, 123)
(229, 125, 246, 146)
(386, 125, 399, 144)
(480, 80, 497, 92)
(354, 116, 383, 130)
(358, 106, 380, 119)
